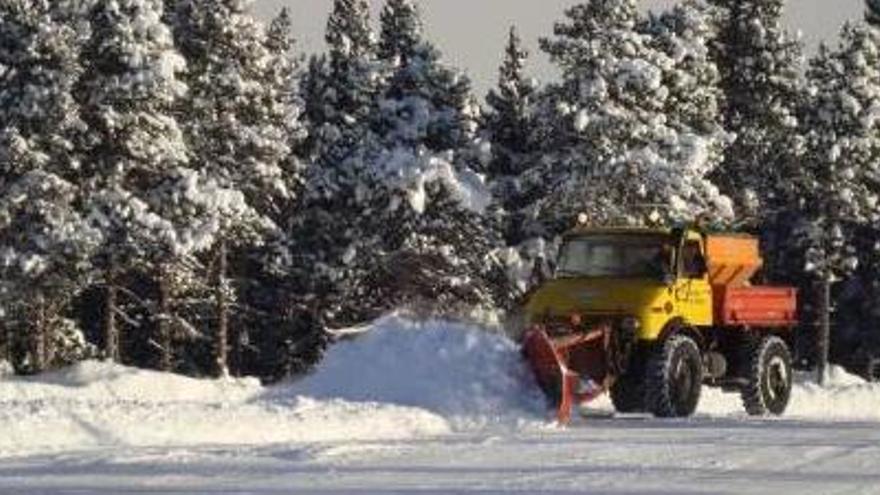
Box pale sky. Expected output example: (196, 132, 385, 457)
(253, 0, 864, 95)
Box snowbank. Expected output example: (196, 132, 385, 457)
(274, 316, 547, 429)
(0, 360, 449, 459)
(4, 360, 259, 403)
(0, 317, 544, 458)
(3, 316, 880, 460)
(0, 359, 13, 377)
(294, 316, 880, 424)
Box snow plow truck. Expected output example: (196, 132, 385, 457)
(522, 225, 798, 423)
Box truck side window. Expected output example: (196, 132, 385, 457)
(682, 241, 706, 278)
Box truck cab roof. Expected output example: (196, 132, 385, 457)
(563, 226, 682, 241)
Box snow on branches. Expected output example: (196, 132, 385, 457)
(3, 0, 880, 378)
(534, 0, 732, 231)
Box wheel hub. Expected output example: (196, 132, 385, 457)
(673, 358, 692, 406)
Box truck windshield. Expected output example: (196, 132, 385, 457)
(556, 235, 673, 279)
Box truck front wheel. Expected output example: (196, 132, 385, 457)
(610, 336, 645, 413)
(646, 334, 703, 418)
(741, 336, 792, 416)
(610, 366, 645, 413)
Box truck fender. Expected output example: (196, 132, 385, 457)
(656, 318, 705, 351)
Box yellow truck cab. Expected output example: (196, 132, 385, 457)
(525, 227, 714, 341)
(522, 225, 798, 421)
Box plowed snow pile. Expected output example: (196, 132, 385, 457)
(284, 316, 880, 423)
(275, 316, 548, 428)
(2, 315, 880, 459)
(0, 356, 450, 458)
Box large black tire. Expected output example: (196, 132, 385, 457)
(610, 345, 646, 413)
(610, 370, 645, 413)
(645, 334, 703, 418)
(608, 325, 643, 413)
(741, 336, 793, 416)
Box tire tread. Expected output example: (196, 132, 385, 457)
(741, 335, 792, 416)
(645, 334, 702, 418)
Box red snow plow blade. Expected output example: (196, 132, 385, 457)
(522, 324, 615, 423)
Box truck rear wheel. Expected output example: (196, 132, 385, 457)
(741, 336, 792, 416)
(646, 334, 702, 418)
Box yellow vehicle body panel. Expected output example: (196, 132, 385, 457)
(525, 278, 707, 341)
(675, 231, 713, 328)
(670, 278, 713, 328)
(525, 228, 716, 341)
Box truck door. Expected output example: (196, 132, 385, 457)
(675, 237, 713, 326)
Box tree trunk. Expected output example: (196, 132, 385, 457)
(157, 264, 173, 372)
(1, 321, 8, 367)
(213, 238, 229, 377)
(232, 328, 243, 378)
(104, 257, 119, 362)
(816, 275, 832, 386)
(30, 295, 48, 373)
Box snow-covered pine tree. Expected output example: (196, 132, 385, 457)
(708, 0, 805, 218)
(284, 0, 508, 334)
(0, 0, 100, 372)
(302, 0, 379, 170)
(266, 6, 292, 54)
(485, 26, 539, 235)
(376, 0, 482, 156)
(226, 6, 314, 377)
(0, 173, 102, 372)
(534, 0, 732, 232)
(300, 56, 331, 162)
(0, 0, 84, 183)
(77, 0, 215, 371)
(867, 0, 880, 27)
(486, 27, 536, 179)
(835, 222, 880, 377)
(166, 0, 296, 376)
(263, 0, 383, 377)
(707, 1, 807, 363)
(798, 22, 880, 383)
(482, 25, 552, 296)
(648, 1, 725, 143)
(264, 7, 308, 197)
(858, 0, 880, 375)
(170, 0, 291, 218)
(361, 0, 508, 315)
(377, 0, 420, 62)
(325, 0, 377, 95)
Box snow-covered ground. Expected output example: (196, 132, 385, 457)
(2, 316, 880, 494)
